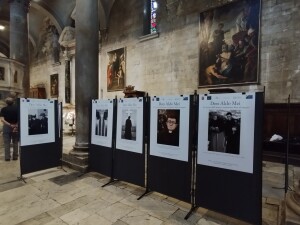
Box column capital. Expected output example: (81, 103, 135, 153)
(8, 0, 31, 13)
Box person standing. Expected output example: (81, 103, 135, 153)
(223, 112, 240, 154)
(1, 97, 19, 161)
(124, 116, 132, 140)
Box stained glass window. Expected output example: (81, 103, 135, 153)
(150, 0, 158, 34)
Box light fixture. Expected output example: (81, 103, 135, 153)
(0, 25, 5, 30)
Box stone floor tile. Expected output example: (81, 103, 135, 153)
(47, 195, 92, 218)
(112, 220, 129, 225)
(15, 212, 55, 225)
(0, 198, 59, 225)
(196, 218, 223, 225)
(99, 187, 130, 204)
(78, 214, 113, 225)
(120, 209, 163, 225)
(97, 202, 135, 223)
(80, 198, 111, 214)
(165, 208, 201, 225)
(43, 218, 68, 225)
(262, 204, 279, 224)
(59, 208, 90, 225)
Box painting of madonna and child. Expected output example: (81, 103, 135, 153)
(199, 0, 260, 87)
(208, 110, 241, 155)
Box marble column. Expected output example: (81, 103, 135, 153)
(71, 0, 98, 167)
(9, 0, 30, 97)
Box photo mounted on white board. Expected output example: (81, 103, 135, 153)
(20, 98, 55, 146)
(28, 109, 48, 135)
(208, 110, 241, 155)
(91, 99, 114, 147)
(95, 109, 108, 137)
(121, 109, 137, 141)
(157, 109, 180, 147)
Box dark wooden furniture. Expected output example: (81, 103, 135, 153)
(29, 87, 46, 99)
(263, 103, 300, 165)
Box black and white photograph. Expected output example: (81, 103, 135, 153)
(95, 109, 108, 136)
(116, 98, 144, 154)
(28, 109, 48, 135)
(157, 109, 180, 147)
(91, 100, 114, 147)
(208, 110, 241, 154)
(121, 109, 137, 141)
(150, 96, 190, 162)
(198, 93, 255, 173)
(20, 98, 55, 146)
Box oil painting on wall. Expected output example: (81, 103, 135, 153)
(199, 0, 261, 87)
(50, 74, 58, 97)
(107, 48, 125, 92)
(0, 67, 4, 80)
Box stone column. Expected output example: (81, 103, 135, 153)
(70, 0, 99, 171)
(9, 0, 30, 97)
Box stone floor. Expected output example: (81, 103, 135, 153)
(0, 134, 298, 225)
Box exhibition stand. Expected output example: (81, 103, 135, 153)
(195, 92, 264, 225)
(147, 95, 194, 203)
(89, 99, 116, 180)
(114, 97, 147, 187)
(18, 98, 62, 180)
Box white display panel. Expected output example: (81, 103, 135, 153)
(150, 96, 190, 162)
(115, 98, 144, 153)
(197, 92, 256, 173)
(91, 99, 114, 147)
(20, 98, 55, 146)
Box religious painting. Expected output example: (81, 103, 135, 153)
(0, 67, 4, 80)
(107, 48, 126, 92)
(198, 0, 261, 87)
(14, 71, 18, 83)
(50, 74, 58, 97)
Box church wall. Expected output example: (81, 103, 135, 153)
(28, 0, 300, 104)
(100, 0, 300, 103)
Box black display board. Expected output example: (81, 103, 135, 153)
(89, 99, 117, 177)
(20, 99, 62, 175)
(114, 97, 147, 187)
(195, 92, 263, 225)
(147, 96, 194, 203)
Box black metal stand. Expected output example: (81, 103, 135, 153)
(185, 91, 199, 220)
(137, 188, 151, 200)
(285, 94, 291, 193)
(17, 175, 26, 183)
(102, 178, 118, 187)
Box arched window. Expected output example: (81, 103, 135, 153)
(143, 0, 158, 35)
(150, 0, 158, 34)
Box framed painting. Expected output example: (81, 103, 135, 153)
(198, 0, 261, 87)
(50, 74, 58, 97)
(107, 48, 126, 92)
(0, 67, 4, 80)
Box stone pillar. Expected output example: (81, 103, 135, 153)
(70, 0, 99, 171)
(9, 0, 30, 97)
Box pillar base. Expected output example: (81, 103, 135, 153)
(62, 144, 89, 173)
